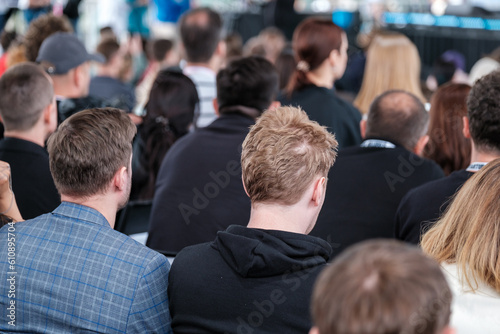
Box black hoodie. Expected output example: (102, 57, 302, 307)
(168, 225, 332, 334)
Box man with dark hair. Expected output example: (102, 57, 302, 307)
(168, 106, 338, 334)
(0, 62, 59, 219)
(179, 7, 225, 127)
(396, 70, 500, 244)
(89, 38, 136, 111)
(310, 90, 444, 257)
(0, 108, 172, 333)
(310, 240, 454, 334)
(147, 56, 279, 253)
(36, 32, 118, 123)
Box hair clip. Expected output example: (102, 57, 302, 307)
(296, 60, 310, 72)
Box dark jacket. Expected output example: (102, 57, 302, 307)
(395, 169, 473, 245)
(147, 113, 253, 253)
(310, 139, 444, 257)
(0, 137, 60, 219)
(279, 85, 362, 148)
(168, 225, 332, 334)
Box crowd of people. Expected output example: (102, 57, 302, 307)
(0, 4, 500, 334)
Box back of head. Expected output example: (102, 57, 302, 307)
(216, 56, 279, 115)
(421, 158, 500, 293)
(24, 14, 73, 62)
(423, 83, 471, 175)
(241, 106, 338, 205)
(467, 70, 500, 154)
(96, 38, 120, 64)
(47, 108, 136, 198)
(179, 7, 222, 63)
(149, 39, 174, 62)
(286, 17, 343, 94)
(355, 32, 424, 114)
(366, 90, 428, 151)
(0, 62, 53, 132)
(311, 240, 452, 334)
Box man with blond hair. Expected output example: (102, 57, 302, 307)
(168, 106, 338, 334)
(310, 240, 454, 334)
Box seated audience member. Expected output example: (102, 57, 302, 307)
(423, 83, 471, 175)
(311, 90, 444, 257)
(131, 69, 198, 200)
(180, 7, 225, 127)
(135, 38, 180, 114)
(147, 56, 279, 253)
(168, 106, 338, 334)
(0, 108, 172, 333)
(395, 70, 500, 244)
(0, 62, 60, 219)
(0, 160, 23, 225)
(89, 38, 136, 112)
(36, 32, 116, 123)
(310, 240, 453, 334)
(421, 159, 500, 332)
(279, 17, 362, 149)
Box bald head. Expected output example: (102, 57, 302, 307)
(366, 90, 428, 151)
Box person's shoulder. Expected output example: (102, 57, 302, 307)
(405, 169, 470, 200)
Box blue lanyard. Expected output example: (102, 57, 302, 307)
(466, 162, 488, 172)
(360, 139, 396, 149)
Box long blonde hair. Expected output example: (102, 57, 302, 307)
(421, 158, 500, 293)
(354, 32, 425, 114)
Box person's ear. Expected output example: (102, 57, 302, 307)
(312, 176, 326, 207)
(413, 135, 429, 156)
(216, 40, 227, 58)
(113, 166, 128, 192)
(462, 116, 471, 139)
(241, 175, 250, 198)
(360, 119, 367, 138)
(213, 98, 219, 117)
(309, 326, 320, 334)
(268, 101, 281, 111)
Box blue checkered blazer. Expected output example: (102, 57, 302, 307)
(0, 202, 172, 333)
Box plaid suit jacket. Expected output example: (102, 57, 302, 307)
(0, 202, 172, 333)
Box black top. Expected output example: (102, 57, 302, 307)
(147, 113, 253, 253)
(0, 137, 60, 219)
(278, 85, 362, 148)
(395, 169, 473, 245)
(57, 95, 119, 124)
(168, 225, 332, 334)
(310, 140, 444, 258)
(89, 76, 136, 112)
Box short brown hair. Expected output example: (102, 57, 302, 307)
(311, 240, 452, 334)
(96, 38, 120, 63)
(47, 108, 136, 197)
(241, 106, 338, 205)
(0, 62, 53, 131)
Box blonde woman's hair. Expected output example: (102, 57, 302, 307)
(421, 158, 500, 293)
(354, 32, 425, 114)
(241, 106, 338, 205)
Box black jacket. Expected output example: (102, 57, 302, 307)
(168, 225, 332, 334)
(310, 140, 444, 257)
(0, 138, 60, 219)
(279, 85, 362, 148)
(394, 169, 473, 245)
(147, 113, 253, 253)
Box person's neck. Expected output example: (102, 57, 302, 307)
(53, 83, 85, 99)
(469, 143, 500, 165)
(61, 194, 118, 228)
(4, 128, 47, 147)
(186, 59, 218, 73)
(246, 202, 313, 235)
(306, 63, 334, 89)
(97, 66, 118, 79)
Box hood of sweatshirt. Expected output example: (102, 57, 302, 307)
(214, 225, 332, 278)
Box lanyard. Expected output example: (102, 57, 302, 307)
(360, 139, 396, 149)
(466, 162, 488, 172)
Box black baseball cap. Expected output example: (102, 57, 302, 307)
(36, 32, 105, 75)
